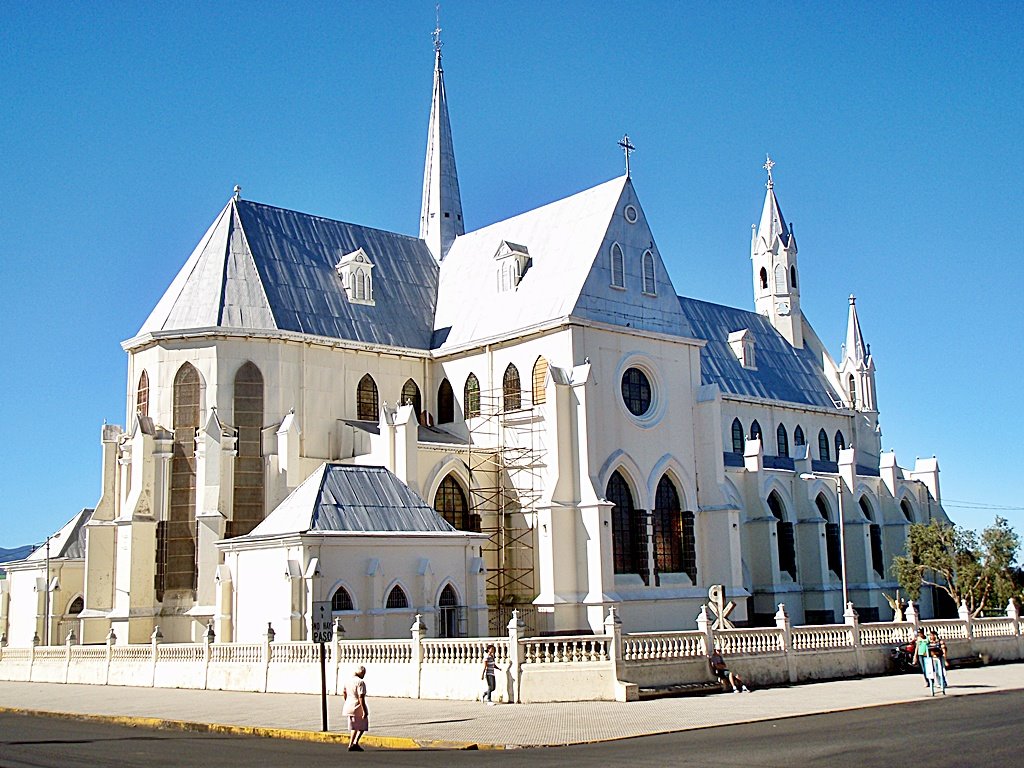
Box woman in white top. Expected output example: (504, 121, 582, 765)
(342, 665, 369, 751)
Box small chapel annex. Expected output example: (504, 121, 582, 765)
(0, 32, 951, 647)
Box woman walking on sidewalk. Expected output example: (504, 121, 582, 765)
(927, 631, 948, 696)
(342, 666, 369, 751)
(481, 644, 497, 705)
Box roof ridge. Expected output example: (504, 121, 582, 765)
(237, 199, 424, 243)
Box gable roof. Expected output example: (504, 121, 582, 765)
(678, 297, 841, 408)
(136, 199, 438, 349)
(22, 508, 95, 562)
(433, 176, 629, 348)
(243, 464, 461, 538)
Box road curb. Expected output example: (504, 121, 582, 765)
(0, 707, 505, 750)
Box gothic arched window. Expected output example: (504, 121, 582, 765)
(434, 475, 479, 532)
(835, 430, 846, 455)
(331, 586, 354, 612)
(437, 379, 454, 424)
(731, 418, 744, 453)
(162, 363, 200, 597)
(817, 494, 841, 576)
(608, 471, 644, 581)
(464, 373, 480, 418)
(750, 420, 762, 441)
(790, 265, 797, 289)
(401, 378, 421, 416)
(385, 585, 409, 609)
(794, 425, 805, 447)
(774, 264, 787, 293)
(642, 250, 656, 295)
(818, 429, 831, 461)
(357, 374, 378, 420)
(759, 267, 768, 290)
(136, 370, 149, 418)
(848, 374, 857, 407)
(901, 499, 914, 523)
(610, 243, 625, 288)
(532, 356, 548, 405)
(768, 491, 796, 580)
(777, 423, 789, 458)
(229, 362, 265, 539)
(503, 364, 521, 412)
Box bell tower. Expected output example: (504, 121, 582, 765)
(751, 156, 802, 348)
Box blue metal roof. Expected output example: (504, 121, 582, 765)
(678, 297, 841, 409)
(235, 201, 438, 348)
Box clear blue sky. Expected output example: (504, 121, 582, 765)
(2, 2, 1022, 548)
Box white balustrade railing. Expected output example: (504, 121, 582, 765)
(157, 644, 204, 662)
(715, 628, 784, 655)
(791, 624, 855, 651)
(69, 646, 106, 659)
(421, 638, 509, 664)
(210, 643, 262, 663)
(622, 631, 706, 660)
(522, 636, 610, 664)
(858, 622, 914, 647)
(972, 618, 1016, 638)
(270, 641, 327, 664)
(336, 639, 411, 664)
(111, 645, 151, 661)
(923, 621, 969, 640)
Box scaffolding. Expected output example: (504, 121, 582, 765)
(468, 386, 544, 635)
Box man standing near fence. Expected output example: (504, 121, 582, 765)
(481, 644, 497, 705)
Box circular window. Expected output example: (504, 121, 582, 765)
(620, 367, 652, 416)
(624, 204, 638, 224)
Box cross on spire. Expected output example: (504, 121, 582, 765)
(619, 134, 636, 178)
(433, 4, 443, 53)
(763, 154, 775, 189)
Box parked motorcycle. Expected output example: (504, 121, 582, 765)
(890, 641, 917, 673)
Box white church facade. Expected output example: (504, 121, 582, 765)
(0, 36, 951, 647)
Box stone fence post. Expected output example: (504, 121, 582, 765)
(104, 627, 116, 685)
(604, 606, 623, 675)
(63, 629, 75, 684)
(905, 600, 919, 629)
(775, 604, 796, 683)
(203, 621, 214, 690)
(410, 614, 426, 699)
(696, 605, 714, 656)
(150, 626, 163, 688)
(506, 609, 524, 704)
(845, 602, 865, 675)
(1007, 599, 1021, 635)
(958, 600, 973, 639)
(262, 622, 275, 693)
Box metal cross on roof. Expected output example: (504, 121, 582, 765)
(433, 4, 443, 52)
(619, 134, 636, 178)
(763, 154, 775, 189)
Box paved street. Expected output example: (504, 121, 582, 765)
(3, 690, 1023, 767)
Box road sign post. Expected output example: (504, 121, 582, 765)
(312, 601, 334, 732)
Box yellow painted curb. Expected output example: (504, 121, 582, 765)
(0, 707, 505, 750)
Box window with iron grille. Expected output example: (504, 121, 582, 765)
(503, 364, 521, 411)
(437, 584, 466, 638)
(332, 587, 354, 612)
(608, 471, 647, 583)
(620, 367, 652, 417)
(437, 379, 454, 423)
(357, 374, 378, 420)
(818, 429, 831, 461)
(464, 374, 480, 418)
(385, 585, 409, 609)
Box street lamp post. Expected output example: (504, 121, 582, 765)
(42, 532, 61, 647)
(800, 473, 848, 617)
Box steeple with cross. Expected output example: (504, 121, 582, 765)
(618, 134, 635, 178)
(763, 154, 775, 189)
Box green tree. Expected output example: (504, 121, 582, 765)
(891, 517, 1019, 618)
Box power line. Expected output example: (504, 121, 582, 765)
(942, 499, 1024, 511)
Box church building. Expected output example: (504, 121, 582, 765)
(0, 32, 950, 646)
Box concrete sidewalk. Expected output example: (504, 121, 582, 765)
(2, 663, 1023, 749)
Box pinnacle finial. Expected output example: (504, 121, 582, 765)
(233, 184, 241, 200)
(763, 155, 775, 189)
(433, 4, 443, 53)
(849, 294, 856, 305)
(618, 134, 636, 178)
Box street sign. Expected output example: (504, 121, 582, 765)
(312, 601, 333, 643)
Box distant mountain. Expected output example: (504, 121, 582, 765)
(0, 545, 35, 564)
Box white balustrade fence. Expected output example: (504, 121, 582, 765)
(1, 602, 1021, 703)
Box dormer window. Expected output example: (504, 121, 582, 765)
(494, 241, 530, 292)
(728, 329, 756, 369)
(335, 247, 375, 306)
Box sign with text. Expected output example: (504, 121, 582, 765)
(312, 601, 333, 644)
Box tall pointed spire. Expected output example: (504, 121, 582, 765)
(419, 15, 464, 262)
(843, 294, 869, 365)
(755, 155, 791, 247)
